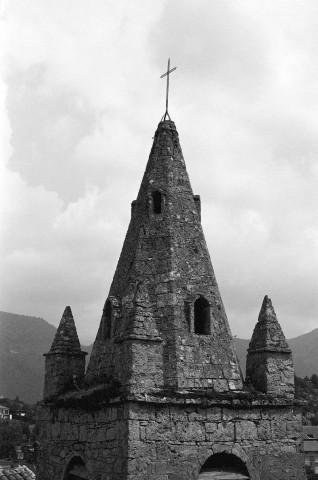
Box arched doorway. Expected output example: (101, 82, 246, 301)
(198, 453, 250, 479)
(63, 456, 89, 480)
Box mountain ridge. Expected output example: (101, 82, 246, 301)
(0, 310, 317, 403)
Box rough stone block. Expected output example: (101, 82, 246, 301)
(235, 421, 258, 440)
(206, 422, 235, 442)
(176, 421, 205, 442)
(257, 420, 271, 440)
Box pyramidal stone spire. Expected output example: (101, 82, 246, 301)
(49, 306, 82, 354)
(86, 119, 243, 393)
(248, 295, 290, 352)
(246, 295, 294, 397)
(43, 306, 87, 399)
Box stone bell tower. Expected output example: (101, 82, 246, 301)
(38, 117, 305, 480)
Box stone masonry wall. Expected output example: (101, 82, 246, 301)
(37, 398, 305, 480)
(246, 351, 295, 397)
(37, 404, 128, 480)
(126, 400, 304, 480)
(44, 353, 86, 399)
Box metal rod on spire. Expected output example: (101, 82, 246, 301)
(160, 58, 177, 121)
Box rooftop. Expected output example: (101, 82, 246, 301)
(303, 440, 318, 452)
(0, 465, 35, 480)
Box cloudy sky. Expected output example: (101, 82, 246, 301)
(1, 0, 318, 344)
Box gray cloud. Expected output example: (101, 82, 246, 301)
(1, 0, 318, 344)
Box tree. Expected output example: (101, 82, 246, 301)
(311, 374, 318, 388)
(0, 420, 23, 458)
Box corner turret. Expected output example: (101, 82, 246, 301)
(43, 306, 87, 399)
(246, 296, 294, 397)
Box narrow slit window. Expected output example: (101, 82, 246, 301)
(103, 300, 112, 340)
(152, 191, 162, 214)
(194, 297, 210, 335)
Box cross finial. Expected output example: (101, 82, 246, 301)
(160, 58, 177, 121)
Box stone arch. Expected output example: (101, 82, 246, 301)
(194, 297, 211, 335)
(197, 452, 250, 479)
(63, 455, 90, 480)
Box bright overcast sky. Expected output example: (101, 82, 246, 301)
(1, 0, 318, 344)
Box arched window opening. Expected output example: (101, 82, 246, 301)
(194, 297, 210, 335)
(198, 453, 250, 479)
(102, 300, 112, 340)
(152, 191, 162, 214)
(64, 456, 89, 480)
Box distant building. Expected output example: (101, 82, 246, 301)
(0, 405, 11, 420)
(11, 409, 28, 420)
(303, 426, 318, 474)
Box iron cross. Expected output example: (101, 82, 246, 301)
(160, 58, 177, 121)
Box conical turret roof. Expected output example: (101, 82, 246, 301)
(248, 296, 291, 352)
(48, 306, 83, 355)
